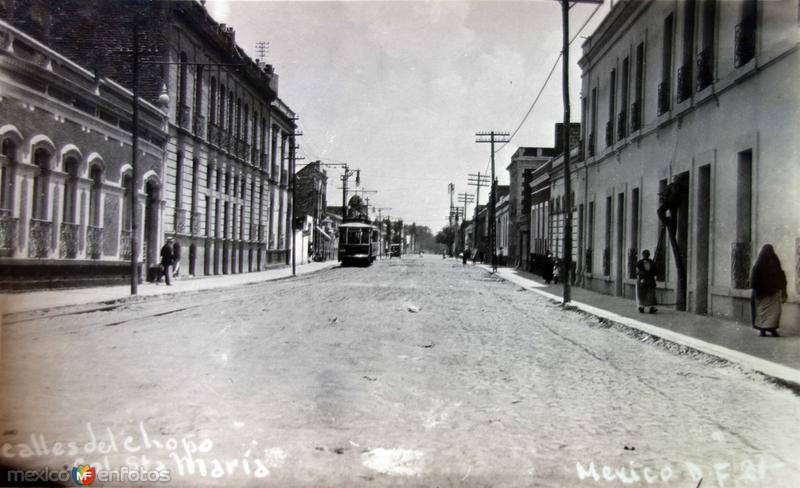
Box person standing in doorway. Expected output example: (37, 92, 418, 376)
(542, 250, 554, 284)
(172, 239, 182, 278)
(750, 244, 787, 337)
(636, 249, 658, 313)
(159, 237, 174, 286)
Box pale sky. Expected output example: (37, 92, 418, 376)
(206, 0, 610, 231)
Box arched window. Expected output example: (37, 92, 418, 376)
(32, 148, 51, 220)
(88, 165, 103, 227)
(0, 138, 17, 211)
(62, 157, 80, 224)
(122, 174, 133, 231)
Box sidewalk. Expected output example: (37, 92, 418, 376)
(480, 264, 800, 388)
(0, 261, 338, 315)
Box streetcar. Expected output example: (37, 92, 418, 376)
(338, 221, 379, 266)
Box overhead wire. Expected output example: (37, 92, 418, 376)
(492, 2, 603, 155)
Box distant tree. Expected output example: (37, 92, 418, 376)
(435, 225, 456, 253)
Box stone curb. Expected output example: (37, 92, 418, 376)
(481, 265, 800, 391)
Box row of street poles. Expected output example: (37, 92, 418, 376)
(557, 0, 602, 303)
(462, 0, 599, 304)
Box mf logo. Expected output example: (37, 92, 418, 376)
(71, 465, 96, 485)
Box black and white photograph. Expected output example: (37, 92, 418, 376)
(0, 0, 799, 486)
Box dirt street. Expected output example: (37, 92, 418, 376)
(1, 256, 799, 487)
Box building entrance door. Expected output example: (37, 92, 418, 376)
(694, 165, 711, 314)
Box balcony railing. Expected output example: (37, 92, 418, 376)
(178, 104, 191, 130)
(59, 222, 79, 258)
(676, 62, 692, 103)
(616, 111, 627, 140)
(604, 120, 614, 147)
(0, 209, 18, 257)
(87, 225, 103, 259)
(657, 80, 670, 115)
(29, 219, 52, 258)
(587, 132, 595, 157)
(734, 21, 756, 68)
(696, 47, 714, 91)
(731, 241, 752, 289)
(120, 229, 132, 260)
(630, 100, 642, 132)
(193, 114, 206, 139)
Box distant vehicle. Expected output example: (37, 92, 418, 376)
(390, 244, 402, 258)
(339, 222, 379, 266)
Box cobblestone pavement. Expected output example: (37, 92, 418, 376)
(1, 256, 799, 487)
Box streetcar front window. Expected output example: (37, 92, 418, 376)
(345, 228, 370, 244)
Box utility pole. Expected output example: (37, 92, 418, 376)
(120, 13, 245, 294)
(375, 207, 391, 258)
(556, 0, 602, 303)
(130, 19, 140, 295)
(255, 41, 269, 60)
(467, 172, 490, 249)
(475, 131, 510, 273)
(340, 165, 360, 218)
(290, 128, 303, 277)
(457, 192, 474, 252)
(119, 12, 158, 294)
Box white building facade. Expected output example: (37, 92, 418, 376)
(560, 0, 800, 328)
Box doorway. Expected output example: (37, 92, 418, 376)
(144, 180, 160, 270)
(615, 192, 626, 296)
(189, 243, 196, 276)
(676, 171, 690, 310)
(694, 165, 711, 314)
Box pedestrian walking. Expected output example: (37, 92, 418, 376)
(636, 249, 658, 313)
(172, 239, 181, 278)
(158, 237, 174, 286)
(750, 244, 787, 337)
(542, 250, 554, 284)
(462, 248, 469, 266)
